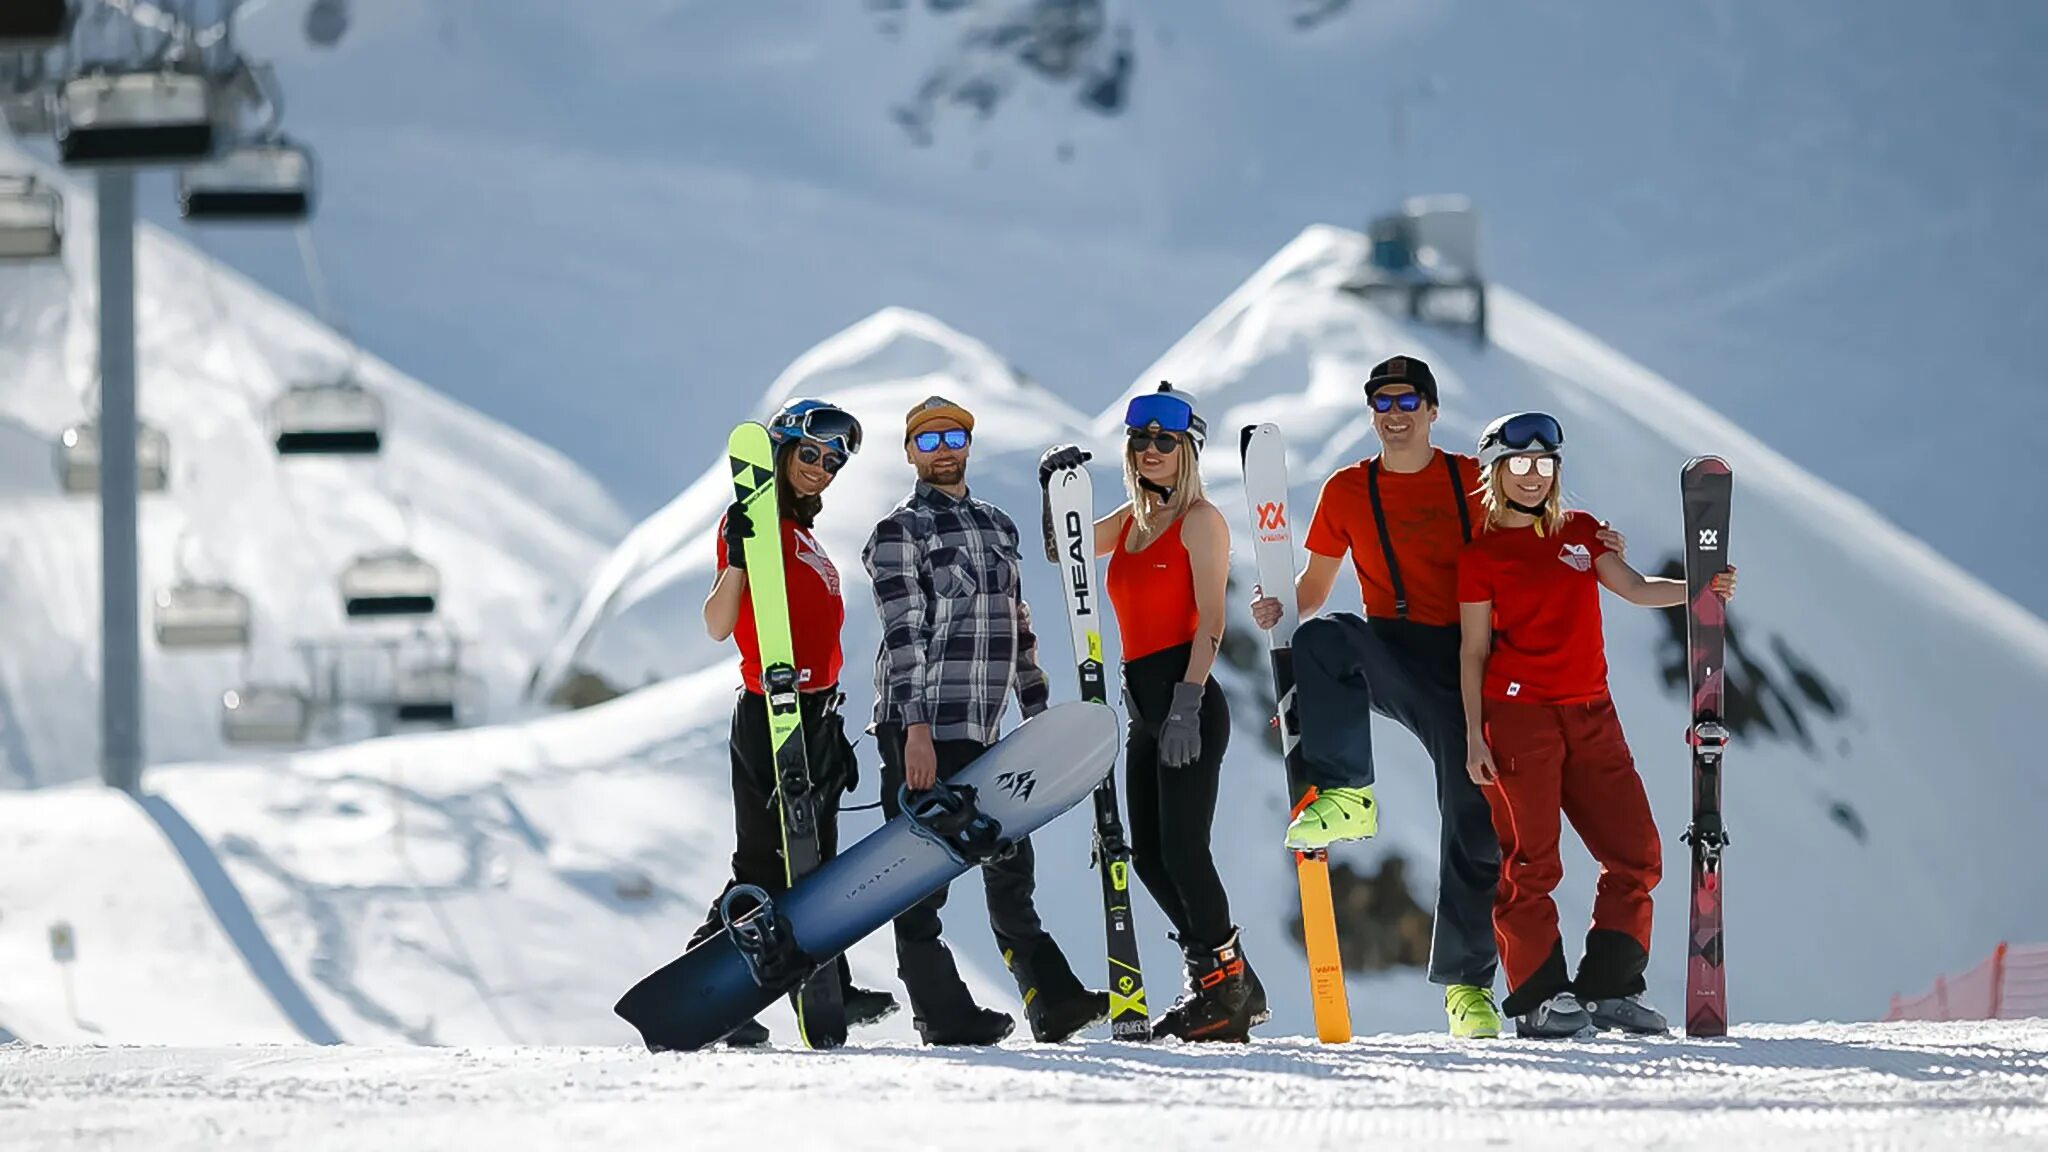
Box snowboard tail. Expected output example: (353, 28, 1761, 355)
(615, 702, 1120, 1052)
(1680, 456, 1732, 1038)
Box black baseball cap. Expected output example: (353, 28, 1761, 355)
(1364, 355, 1439, 406)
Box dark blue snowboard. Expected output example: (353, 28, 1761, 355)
(615, 701, 1119, 1051)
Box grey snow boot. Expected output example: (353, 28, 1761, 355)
(1515, 991, 1595, 1039)
(1583, 994, 1669, 1035)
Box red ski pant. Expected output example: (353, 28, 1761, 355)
(1481, 696, 1661, 1009)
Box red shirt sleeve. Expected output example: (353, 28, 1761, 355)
(1303, 472, 1352, 559)
(1569, 511, 1611, 558)
(1456, 541, 1493, 604)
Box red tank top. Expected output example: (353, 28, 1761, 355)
(1106, 514, 1199, 661)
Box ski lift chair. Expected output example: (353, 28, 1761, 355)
(392, 659, 459, 725)
(55, 418, 170, 494)
(153, 581, 252, 649)
(178, 139, 314, 222)
(271, 379, 383, 455)
(0, 0, 72, 49)
(339, 548, 439, 618)
(0, 174, 61, 260)
(221, 683, 311, 745)
(56, 69, 216, 166)
(1402, 194, 1481, 281)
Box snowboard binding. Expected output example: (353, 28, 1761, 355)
(900, 781, 1009, 866)
(719, 884, 816, 992)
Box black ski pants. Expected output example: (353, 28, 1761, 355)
(875, 722, 1087, 1029)
(688, 689, 860, 994)
(1293, 613, 1500, 988)
(1122, 643, 1234, 952)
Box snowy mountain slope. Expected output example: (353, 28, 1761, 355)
(0, 151, 628, 785)
(1095, 223, 2048, 1025)
(8, 1022, 2048, 1151)
(200, 0, 2048, 621)
(0, 661, 968, 1047)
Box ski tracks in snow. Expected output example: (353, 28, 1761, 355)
(3, 1022, 2045, 1151)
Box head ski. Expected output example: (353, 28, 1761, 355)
(1041, 459, 1150, 1040)
(1239, 423, 1352, 1044)
(728, 421, 846, 1049)
(1679, 455, 1733, 1038)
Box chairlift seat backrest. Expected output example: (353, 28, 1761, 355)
(0, 175, 61, 260)
(0, 0, 72, 48)
(58, 71, 216, 166)
(221, 684, 311, 745)
(393, 662, 459, 724)
(56, 420, 170, 494)
(340, 550, 440, 618)
(1402, 194, 1481, 280)
(180, 143, 314, 222)
(272, 381, 384, 456)
(154, 581, 252, 649)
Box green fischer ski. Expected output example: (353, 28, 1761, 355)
(728, 421, 846, 1049)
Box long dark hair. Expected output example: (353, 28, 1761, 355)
(776, 443, 824, 528)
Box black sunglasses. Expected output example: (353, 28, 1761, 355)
(913, 429, 971, 453)
(795, 443, 848, 473)
(1127, 432, 1182, 455)
(1370, 391, 1425, 413)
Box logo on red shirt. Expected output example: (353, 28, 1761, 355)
(1558, 542, 1592, 572)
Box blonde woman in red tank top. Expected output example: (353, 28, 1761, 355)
(1037, 383, 1268, 1042)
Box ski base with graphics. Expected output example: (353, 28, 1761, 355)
(1680, 455, 1733, 1038)
(1239, 423, 1352, 1044)
(615, 702, 1120, 1053)
(1042, 458, 1149, 1041)
(728, 420, 844, 1049)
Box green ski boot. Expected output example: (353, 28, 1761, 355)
(1445, 984, 1501, 1039)
(1282, 786, 1378, 849)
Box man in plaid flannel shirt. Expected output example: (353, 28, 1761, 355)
(864, 395, 1111, 1046)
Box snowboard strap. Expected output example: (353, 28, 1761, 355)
(1366, 452, 1471, 620)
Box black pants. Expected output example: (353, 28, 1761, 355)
(689, 690, 860, 994)
(875, 722, 1086, 1029)
(1122, 643, 1234, 952)
(1293, 613, 1500, 988)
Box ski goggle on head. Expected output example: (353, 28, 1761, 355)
(1124, 389, 1207, 452)
(912, 428, 971, 453)
(1477, 411, 1565, 471)
(772, 405, 863, 456)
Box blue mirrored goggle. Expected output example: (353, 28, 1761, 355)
(913, 428, 971, 453)
(1494, 411, 1565, 453)
(1124, 392, 1195, 433)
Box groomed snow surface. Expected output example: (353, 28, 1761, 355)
(4, 1022, 2046, 1151)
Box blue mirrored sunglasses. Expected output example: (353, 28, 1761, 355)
(1370, 391, 1425, 413)
(913, 428, 971, 453)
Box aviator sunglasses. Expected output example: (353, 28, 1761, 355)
(1504, 455, 1557, 477)
(1127, 431, 1182, 455)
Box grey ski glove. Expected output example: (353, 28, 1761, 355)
(1158, 681, 1206, 769)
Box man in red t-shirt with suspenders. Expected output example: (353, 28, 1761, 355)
(1250, 355, 1623, 1040)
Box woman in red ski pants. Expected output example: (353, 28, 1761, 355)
(1455, 412, 1736, 1039)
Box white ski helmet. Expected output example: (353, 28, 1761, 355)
(1476, 411, 1565, 471)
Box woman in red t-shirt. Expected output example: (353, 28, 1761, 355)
(1455, 411, 1736, 1041)
(694, 398, 895, 1046)
(1037, 383, 1266, 1042)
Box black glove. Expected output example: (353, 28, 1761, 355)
(721, 501, 754, 570)
(1038, 443, 1091, 488)
(1158, 681, 1206, 769)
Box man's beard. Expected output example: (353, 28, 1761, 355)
(922, 459, 965, 484)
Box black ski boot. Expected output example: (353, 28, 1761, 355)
(1153, 929, 1267, 1042)
(916, 1005, 1015, 1047)
(1007, 938, 1110, 1042)
(845, 985, 900, 1028)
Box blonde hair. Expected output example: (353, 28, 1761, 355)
(1125, 433, 1205, 535)
(1481, 459, 1565, 536)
